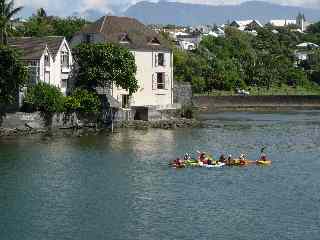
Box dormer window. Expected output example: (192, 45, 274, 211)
(149, 37, 160, 45)
(119, 33, 131, 44)
(44, 54, 50, 67)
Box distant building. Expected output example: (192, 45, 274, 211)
(173, 32, 202, 51)
(70, 16, 174, 114)
(229, 20, 263, 31)
(295, 42, 319, 64)
(269, 13, 309, 32)
(8, 36, 73, 97)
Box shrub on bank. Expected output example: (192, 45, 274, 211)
(64, 89, 101, 114)
(24, 82, 65, 114)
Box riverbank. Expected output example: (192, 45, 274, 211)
(193, 95, 320, 112)
(0, 112, 201, 137)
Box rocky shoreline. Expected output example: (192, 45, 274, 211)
(117, 118, 202, 130)
(0, 118, 202, 137)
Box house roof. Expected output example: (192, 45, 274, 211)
(8, 36, 65, 60)
(230, 20, 263, 28)
(79, 16, 171, 51)
(296, 42, 319, 48)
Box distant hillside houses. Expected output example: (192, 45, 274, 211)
(268, 13, 310, 32)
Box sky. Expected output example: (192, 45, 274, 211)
(15, 0, 320, 17)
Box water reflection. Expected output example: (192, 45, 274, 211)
(1, 111, 320, 239)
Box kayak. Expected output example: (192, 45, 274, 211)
(225, 159, 255, 166)
(256, 160, 272, 165)
(203, 162, 225, 168)
(171, 164, 186, 168)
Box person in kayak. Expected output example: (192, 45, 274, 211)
(184, 153, 191, 160)
(260, 147, 267, 161)
(219, 154, 226, 163)
(226, 154, 233, 165)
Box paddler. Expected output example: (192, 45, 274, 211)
(260, 147, 267, 161)
(184, 153, 191, 160)
(219, 154, 226, 163)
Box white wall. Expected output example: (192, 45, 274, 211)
(112, 50, 173, 108)
(52, 39, 73, 95)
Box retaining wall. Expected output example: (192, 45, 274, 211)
(193, 96, 320, 112)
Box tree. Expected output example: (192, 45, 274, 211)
(73, 43, 138, 94)
(306, 21, 320, 34)
(0, 0, 23, 44)
(0, 44, 27, 105)
(24, 82, 65, 114)
(51, 17, 88, 40)
(64, 89, 101, 114)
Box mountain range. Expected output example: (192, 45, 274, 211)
(124, 1, 320, 25)
(18, 1, 320, 25)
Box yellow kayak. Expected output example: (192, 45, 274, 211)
(256, 160, 272, 165)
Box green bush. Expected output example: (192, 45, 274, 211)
(24, 82, 65, 114)
(64, 89, 101, 114)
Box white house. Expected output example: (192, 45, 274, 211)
(70, 16, 174, 110)
(295, 42, 320, 65)
(229, 20, 263, 31)
(8, 36, 73, 96)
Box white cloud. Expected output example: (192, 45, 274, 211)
(79, 0, 112, 12)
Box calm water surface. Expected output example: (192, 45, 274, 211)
(1, 111, 320, 240)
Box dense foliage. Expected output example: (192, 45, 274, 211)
(24, 82, 65, 114)
(64, 89, 101, 114)
(14, 9, 88, 40)
(0, 0, 23, 44)
(0, 45, 27, 104)
(73, 43, 138, 94)
(174, 25, 320, 94)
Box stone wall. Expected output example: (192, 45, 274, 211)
(193, 96, 320, 112)
(0, 112, 99, 131)
(173, 81, 192, 106)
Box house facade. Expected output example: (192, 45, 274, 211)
(8, 37, 73, 96)
(70, 16, 174, 110)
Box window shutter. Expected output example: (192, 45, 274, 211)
(163, 54, 166, 67)
(165, 73, 170, 90)
(152, 74, 157, 90)
(155, 54, 158, 67)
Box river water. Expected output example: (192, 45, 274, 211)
(1, 111, 320, 240)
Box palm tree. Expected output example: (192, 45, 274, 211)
(0, 0, 23, 45)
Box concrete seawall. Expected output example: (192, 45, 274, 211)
(193, 96, 320, 112)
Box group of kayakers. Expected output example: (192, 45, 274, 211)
(171, 148, 270, 168)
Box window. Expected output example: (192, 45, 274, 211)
(61, 51, 69, 69)
(157, 73, 165, 89)
(149, 37, 160, 45)
(27, 60, 40, 84)
(61, 79, 68, 88)
(122, 94, 130, 109)
(157, 53, 165, 66)
(44, 54, 50, 67)
(119, 33, 131, 44)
